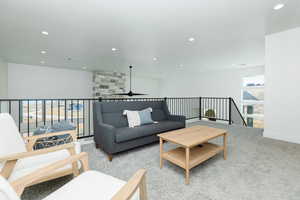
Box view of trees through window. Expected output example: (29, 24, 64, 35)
(241, 75, 264, 128)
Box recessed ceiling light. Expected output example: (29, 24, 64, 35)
(41, 31, 49, 35)
(112, 48, 117, 52)
(153, 57, 157, 61)
(82, 66, 87, 70)
(40, 61, 45, 64)
(273, 3, 285, 10)
(188, 37, 195, 42)
(41, 50, 47, 54)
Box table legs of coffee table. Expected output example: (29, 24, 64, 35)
(185, 147, 190, 185)
(160, 138, 164, 169)
(223, 133, 228, 160)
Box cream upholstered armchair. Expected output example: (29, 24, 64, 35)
(0, 113, 81, 192)
(0, 152, 147, 200)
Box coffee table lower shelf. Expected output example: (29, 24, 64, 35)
(162, 143, 224, 170)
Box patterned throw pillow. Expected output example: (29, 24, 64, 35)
(123, 108, 154, 128)
(33, 121, 76, 150)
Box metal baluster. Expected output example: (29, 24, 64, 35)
(83, 100, 85, 137)
(43, 100, 46, 125)
(65, 99, 67, 120)
(27, 100, 30, 136)
(88, 100, 91, 136)
(71, 100, 73, 123)
(229, 98, 232, 124)
(18, 101, 21, 132)
(77, 99, 79, 137)
(58, 100, 60, 122)
(35, 100, 38, 128)
(9, 101, 11, 114)
(51, 100, 53, 125)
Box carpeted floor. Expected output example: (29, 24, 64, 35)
(22, 121, 300, 200)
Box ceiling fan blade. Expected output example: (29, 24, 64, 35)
(110, 66, 148, 97)
(112, 93, 131, 96)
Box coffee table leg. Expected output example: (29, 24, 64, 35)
(160, 138, 164, 169)
(185, 147, 190, 185)
(223, 133, 227, 160)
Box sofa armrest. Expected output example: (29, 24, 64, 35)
(168, 114, 186, 122)
(11, 152, 89, 196)
(94, 122, 116, 153)
(99, 123, 116, 135)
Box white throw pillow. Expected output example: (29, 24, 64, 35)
(123, 110, 141, 128)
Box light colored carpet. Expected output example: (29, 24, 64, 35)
(22, 121, 300, 200)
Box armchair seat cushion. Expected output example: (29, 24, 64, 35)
(115, 121, 184, 143)
(43, 170, 139, 200)
(0, 142, 81, 182)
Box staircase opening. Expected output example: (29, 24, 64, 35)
(241, 75, 264, 128)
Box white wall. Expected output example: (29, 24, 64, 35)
(8, 63, 93, 98)
(160, 66, 264, 106)
(0, 58, 8, 98)
(7, 63, 162, 99)
(264, 27, 300, 144)
(126, 75, 162, 98)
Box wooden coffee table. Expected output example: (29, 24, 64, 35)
(158, 125, 228, 184)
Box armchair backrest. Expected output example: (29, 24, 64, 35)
(94, 101, 169, 128)
(0, 176, 20, 200)
(0, 113, 27, 157)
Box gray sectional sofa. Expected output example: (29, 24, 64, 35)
(93, 101, 186, 161)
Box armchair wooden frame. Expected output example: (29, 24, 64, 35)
(0, 130, 80, 191)
(23, 129, 77, 151)
(9, 152, 147, 200)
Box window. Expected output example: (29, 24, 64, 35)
(241, 75, 264, 128)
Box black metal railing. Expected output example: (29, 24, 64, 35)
(0, 97, 246, 139)
(229, 97, 247, 126)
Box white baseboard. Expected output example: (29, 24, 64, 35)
(186, 118, 200, 123)
(263, 130, 300, 144)
(79, 138, 94, 145)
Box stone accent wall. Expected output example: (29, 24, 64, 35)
(93, 71, 126, 98)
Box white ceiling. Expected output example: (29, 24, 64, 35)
(0, 0, 299, 77)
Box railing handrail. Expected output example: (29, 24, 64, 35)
(0, 97, 203, 101)
(0, 98, 97, 101)
(230, 98, 247, 126)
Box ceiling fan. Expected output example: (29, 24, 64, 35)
(113, 66, 147, 97)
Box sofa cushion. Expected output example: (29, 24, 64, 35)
(0, 114, 27, 158)
(102, 113, 129, 128)
(115, 121, 184, 143)
(100, 101, 168, 128)
(0, 176, 21, 200)
(0, 142, 81, 182)
(152, 109, 167, 121)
